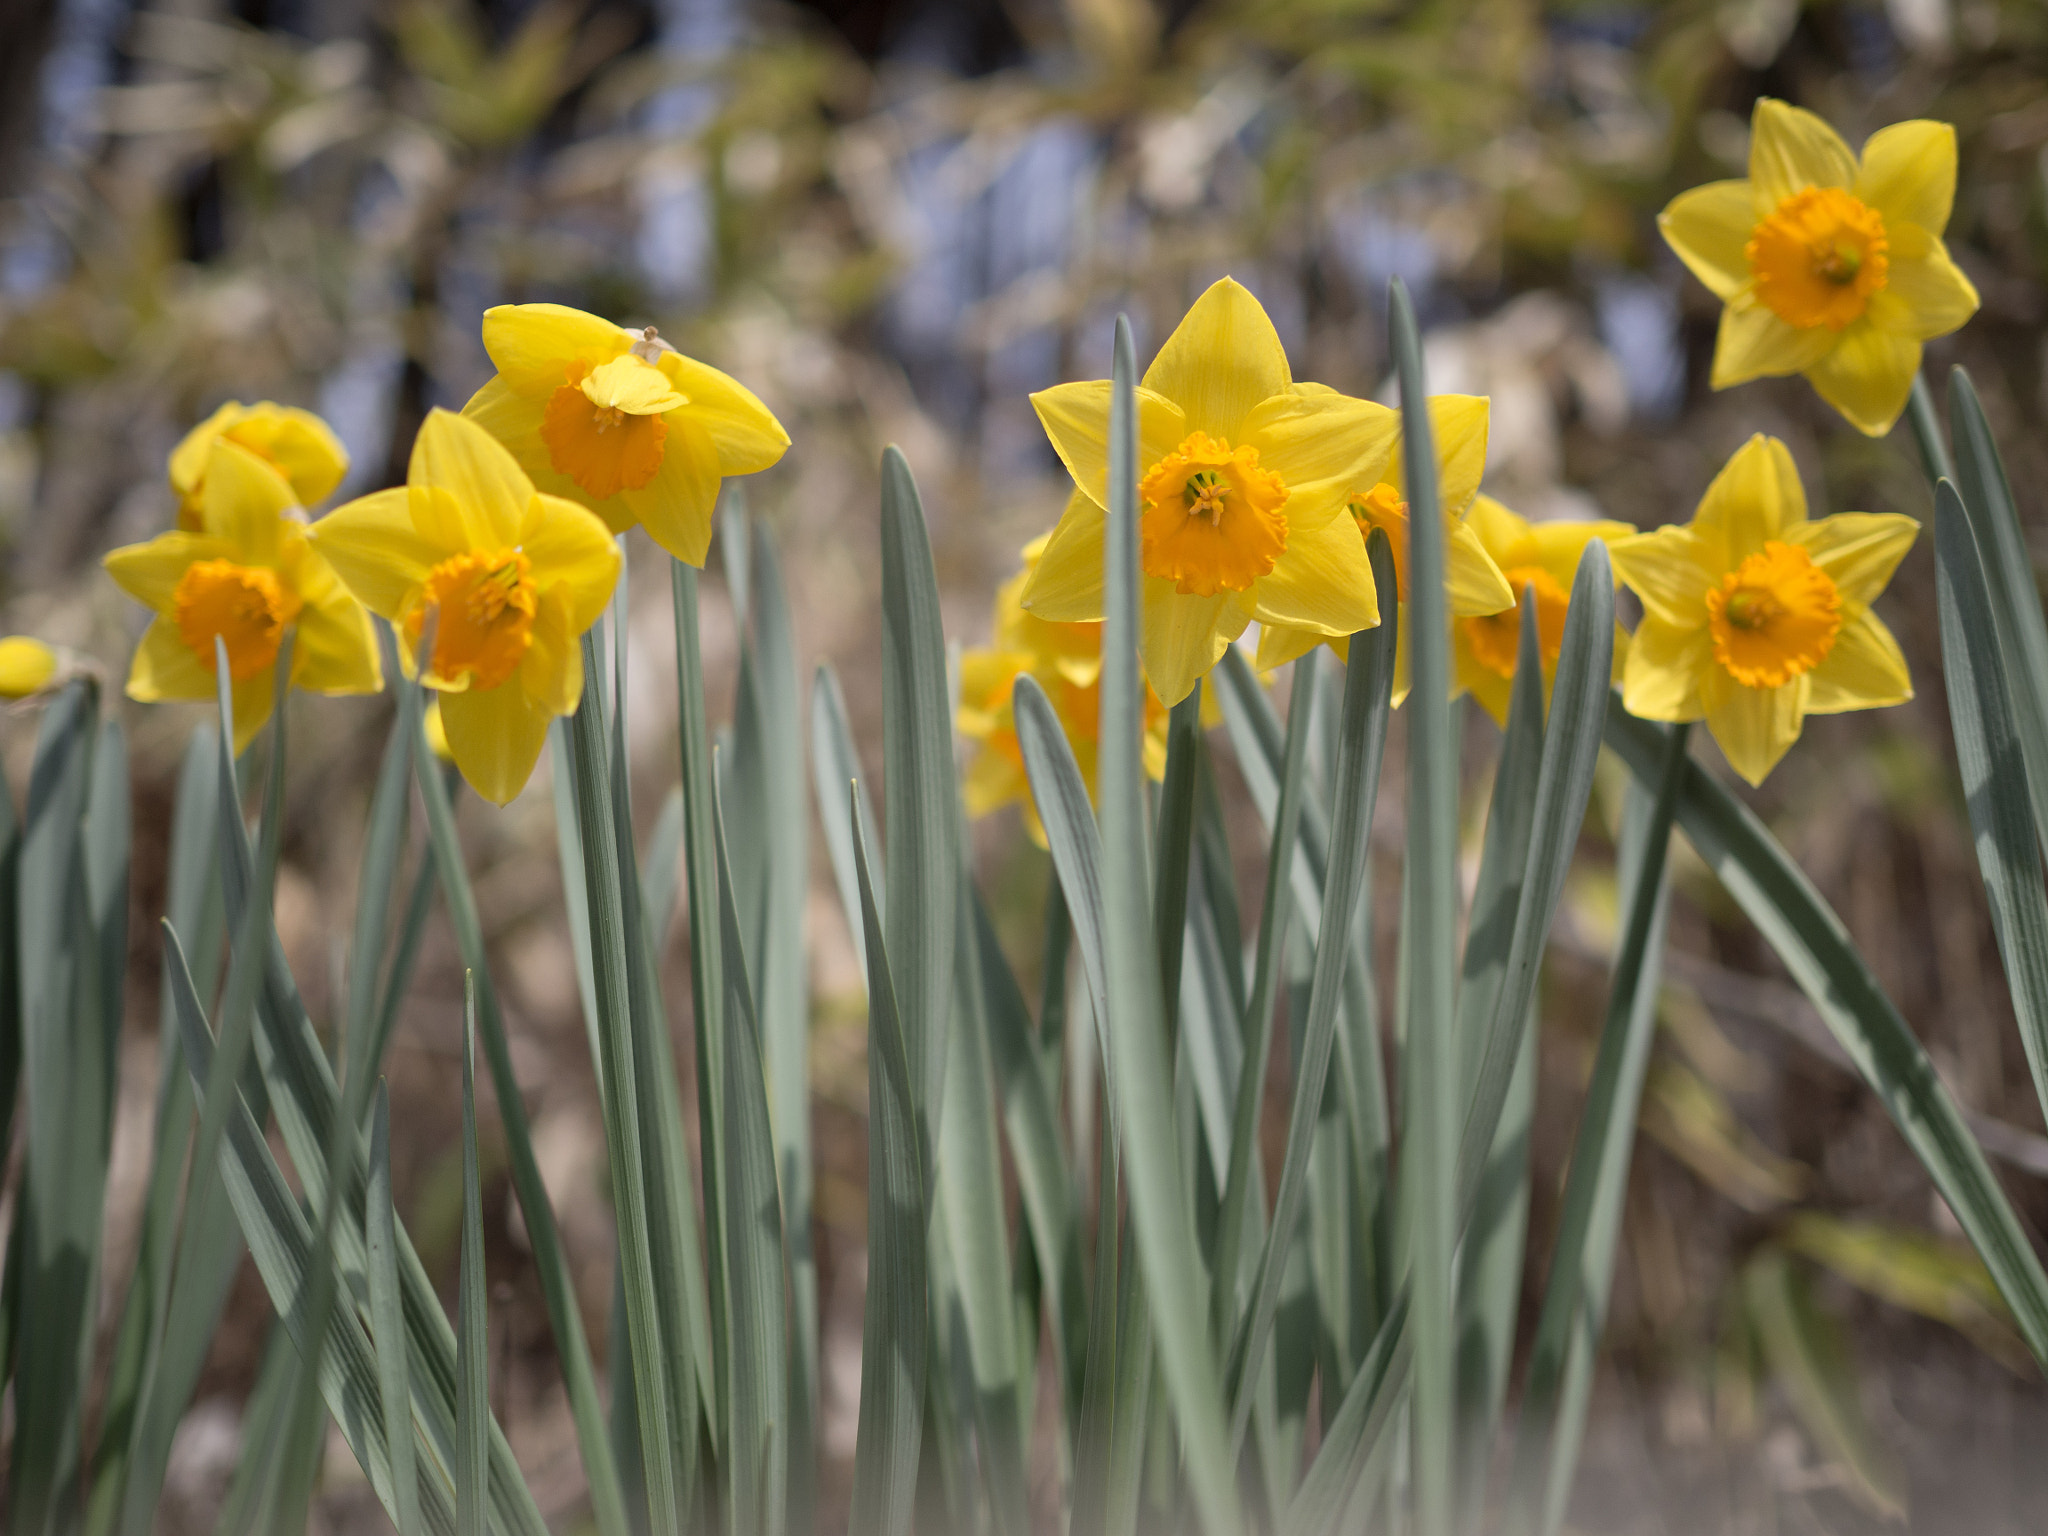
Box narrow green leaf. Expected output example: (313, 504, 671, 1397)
(1932, 477, 2048, 1140)
(1504, 722, 1689, 1536)
(710, 764, 793, 1536)
(973, 893, 1087, 1421)
(1603, 704, 2048, 1362)
(10, 679, 108, 1536)
(1282, 1293, 1412, 1536)
(415, 690, 631, 1536)
(848, 789, 930, 1536)
(565, 632, 682, 1533)
(371, 1082, 423, 1536)
(880, 445, 960, 1127)
(1946, 368, 2048, 854)
(1014, 675, 1112, 1034)
(810, 662, 881, 979)
(1212, 654, 1319, 1351)
(365, 852, 438, 1111)
(1096, 314, 1239, 1536)
(1154, 685, 1205, 1027)
(456, 975, 488, 1536)
(344, 674, 417, 1127)
(1225, 535, 1396, 1456)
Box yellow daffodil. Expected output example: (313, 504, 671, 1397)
(460, 303, 789, 565)
(422, 696, 456, 764)
(0, 636, 60, 699)
(1255, 393, 1515, 699)
(961, 536, 1168, 843)
(170, 401, 350, 530)
(105, 440, 381, 751)
(308, 409, 619, 804)
(1659, 99, 1979, 436)
(1453, 496, 1634, 726)
(1021, 277, 1398, 706)
(1609, 434, 1916, 785)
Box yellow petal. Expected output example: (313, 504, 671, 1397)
(1425, 395, 1490, 516)
(1854, 119, 1956, 239)
(462, 373, 600, 512)
(0, 637, 57, 698)
(1710, 299, 1836, 388)
(1239, 389, 1399, 525)
(1140, 584, 1244, 706)
(1659, 179, 1758, 301)
(1785, 512, 1918, 607)
(228, 667, 278, 757)
(439, 680, 554, 804)
(127, 617, 213, 702)
(409, 408, 535, 547)
(226, 405, 349, 508)
(307, 488, 441, 622)
(581, 355, 687, 415)
(1444, 515, 1515, 616)
(522, 493, 623, 634)
(104, 532, 225, 613)
(1463, 494, 1530, 560)
(1748, 98, 1857, 207)
(1620, 615, 1710, 721)
(1702, 667, 1808, 786)
(1246, 517, 1380, 636)
(1691, 434, 1806, 568)
(964, 740, 1026, 819)
(619, 414, 721, 565)
(169, 401, 246, 500)
(1610, 525, 1716, 628)
(662, 352, 791, 475)
(290, 562, 383, 696)
(1866, 247, 1979, 341)
(1021, 492, 1108, 622)
(1142, 277, 1293, 439)
(1031, 382, 1187, 510)
(1802, 324, 1920, 437)
(1524, 518, 1638, 590)
(481, 303, 632, 392)
(1455, 641, 1516, 727)
(519, 591, 585, 718)
(201, 440, 296, 562)
(1805, 609, 1912, 713)
(1254, 621, 1325, 672)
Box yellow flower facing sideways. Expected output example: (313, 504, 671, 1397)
(1022, 277, 1399, 706)
(170, 401, 350, 530)
(105, 439, 382, 751)
(461, 303, 789, 565)
(1453, 496, 1634, 726)
(1660, 98, 1978, 436)
(309, 410, 621, 804)
(1255, 393, 1515, 697)
(0, 636, 60, 699)
(960, 535, 1168, 844)
(1610, 434, 1916, 785)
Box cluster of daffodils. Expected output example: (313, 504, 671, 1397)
(960, 99, 1964, 796)
(102, 311, 787, 803)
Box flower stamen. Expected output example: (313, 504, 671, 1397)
(1746, 186, 1890, 331)
(174, 559, 302, 681)
(1706, 540, 1841, 689)
(1137, 432, 1289, 596)
(410, 548, 538, 691)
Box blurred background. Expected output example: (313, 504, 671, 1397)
(5, 0, 2048, 1530)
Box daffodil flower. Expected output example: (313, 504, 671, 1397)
(1453, 496, 1633, 726)
(962, 536, 1168, 844)
(309, 410, 619, 804)
(1255, 393, 1515, 699)
(170, 401, 350, 530)
(1609, 434, 1916, 785)
(1660, 98, 1979, 436)
(460, 303, 789, 565)
(105, 439, 381, 751)
(0, 636, 60, 699)
(1022, 277, 1397, 706)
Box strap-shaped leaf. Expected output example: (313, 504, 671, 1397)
(1603, 704, 2048, 1362)
(370, 1083, 423, 1536)
(455, 977, 488, 1536)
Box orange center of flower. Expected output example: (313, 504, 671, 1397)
(410, 548, 538, 691)
(1138, 432, 1289, 596)
(1462, 564, 1571, 679)
(173, 559, 301, 681)
(1705, 541, 1841, 689)
(1746, 186, 1890, 331)
(1348, 482, 1412, 597)
(539, 355, 682, 501)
